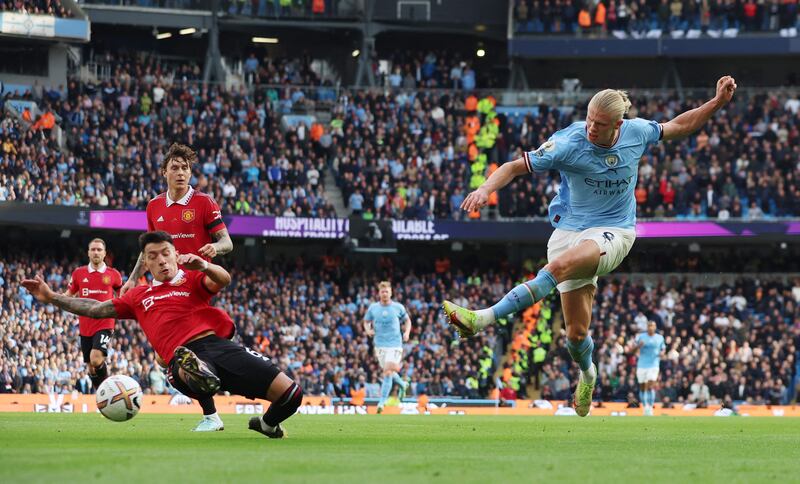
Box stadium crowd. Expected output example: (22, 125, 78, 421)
(1, 243, 798, 408)
(376, 50, 483, 90)
(514, 0, 800, 35)
(535, 276, 800, 407)
(0, 250, 507, 400)
(1, 0, 73, 17)
(2, 52, 800, 221)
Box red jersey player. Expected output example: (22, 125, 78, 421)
(120, 142, 233, 432)
(22, 231, 302, 439)
(65, 238, 122, 391)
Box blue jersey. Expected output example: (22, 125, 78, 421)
(365, 301, 407, 348)
(636, 332, 666, 369)
(524, 118, 662, 231)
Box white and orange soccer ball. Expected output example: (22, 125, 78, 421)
(96, 375, 143, 422)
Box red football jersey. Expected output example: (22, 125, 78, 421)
(112, 270, 234, 363)
(68, 264, 123, 336)
(146, 187, 226, 262)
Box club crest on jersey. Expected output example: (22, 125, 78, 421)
(534, 140, 556, 157)
(604, 155, 619, 167)
(181, 209, 196, 223)
(102, 275, 111, 285)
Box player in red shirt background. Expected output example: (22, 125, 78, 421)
(121, 142, 233, 295)
(120, 142, 234, 432)
(65, 238, 122, 390)
(22, 231, 301, 439)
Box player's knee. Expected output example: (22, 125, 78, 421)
(90, 353, 105, 369)
(544, 259, 567, 280)
(566, 325, 588, 342)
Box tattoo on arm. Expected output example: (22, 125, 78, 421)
(50, 294, 118, 319)
(212, 229, 233, 255)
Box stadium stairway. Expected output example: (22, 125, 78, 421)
(323, 168, 348, 217)
(495, 297, 562, 400)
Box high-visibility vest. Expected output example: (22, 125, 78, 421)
(595, 2, 607, 25)
(578, 9, 591, 27)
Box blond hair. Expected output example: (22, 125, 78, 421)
(588, 89, 632, 122)
(378, 281, 392, 290)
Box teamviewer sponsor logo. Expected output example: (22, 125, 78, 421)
(171, 233, 196, 239)
(82, 288, 108, 296)
(142, 291, 191, 311)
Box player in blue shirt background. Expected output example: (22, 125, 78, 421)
(364, 281, 411, 413)
(635, 321, 666, 416)
(444, 76, 737, 417)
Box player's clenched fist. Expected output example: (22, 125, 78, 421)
(461, 187, 490, 212)
(197, 243, 217, 258)
(714, 75, 737, 106)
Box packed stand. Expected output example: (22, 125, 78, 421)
(0, 250, 509, 399)
(3, 51, 800, 221)
(332, 88, 800, 221)
(534, 276, 800, 407)
(0, 51, 336, 218)
(0, 0, 74, 17)
(514, 0, 800, 36)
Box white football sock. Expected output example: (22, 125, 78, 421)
(474, 308, 496, 329)
(581, 365, 597, 384)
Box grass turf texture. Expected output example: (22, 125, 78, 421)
(0, 413, 797, 483)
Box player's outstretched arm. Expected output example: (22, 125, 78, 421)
(661, 75, 737, 141)
(461, 158, 530, 212)
(177, 253, 231, 291)
(22, 275, 118, 319)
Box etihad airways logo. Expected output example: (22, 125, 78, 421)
(584, 175, 634, 195)
(142, 291, 191, 311)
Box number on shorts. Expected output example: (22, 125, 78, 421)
(99, 334, 110, 348)
(246, 347, 270, 362)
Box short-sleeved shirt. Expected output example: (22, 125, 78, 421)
(68, 264, 122, 336)
(146, 186, 226, 261)
(523, 119, 662, 231)
(112, 269, 234, 363)
(364, 301, 408, 348)
(636, 332, 666, 369)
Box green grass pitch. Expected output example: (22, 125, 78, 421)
(0, 413, 797, 483)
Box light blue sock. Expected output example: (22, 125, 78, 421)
(566, 336, 594, 372)
(391, 372, 404, 386)
(490, 270, 557, 319)
(649, 389, 657, 407)
(378, 376, 392, 406)
(639, 390, 646, 406)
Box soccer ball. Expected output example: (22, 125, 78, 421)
(96, 375, 143, 422)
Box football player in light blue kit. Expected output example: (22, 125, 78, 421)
(364, 281, 411, 413)
(636, 321, 666, 416)
(444, 76, 737, 417)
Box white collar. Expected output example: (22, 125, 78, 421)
(166, 186, 194, 207)
(152, 269, 185, 287)
(88, 263, 107, 273)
